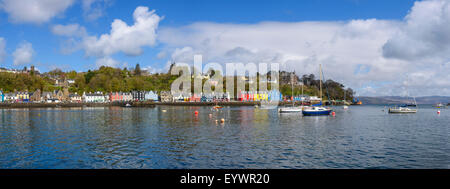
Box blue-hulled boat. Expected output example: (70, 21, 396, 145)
(302, 106, 332, 116)
(301, 64, 333, 116)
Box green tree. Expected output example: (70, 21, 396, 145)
(135, 64, 141, 76)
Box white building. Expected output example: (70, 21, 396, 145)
(83, 92, 106, 103)
(145, 91, 159, 101)
(307, 96, 322, 101)
(122, 92, 133, 102)
(69, 93, 82, 102)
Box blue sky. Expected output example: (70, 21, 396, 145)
(1, 0, 449, 96)
(0, 0, 415, 72)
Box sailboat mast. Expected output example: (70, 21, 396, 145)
(319, 64, 323, 101)
(344, 89, 346, 101)
(301, 80, 304, 105)
(291, 73, 294, 106)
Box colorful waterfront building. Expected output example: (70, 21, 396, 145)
(110, 92, 123, 102)
(83, 92, 106, 103)
(132, 91, 145, 101)
(144, 91, 159, 101)
(160, 91, 173, 102)
(0, 90, 4, 102)
(172, 92, 191, 102)
(16, 91, 30, 102)
(268, 90, 282, 102)
(123, 92, 133, 102)
(190, 93, 201, 102)
(69, 93, 82, 103)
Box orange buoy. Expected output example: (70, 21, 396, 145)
(437, 110, 440, 114)
(220, 118, 225, 123)
(195, 111, 199, 115)
(332, 112, 336, 116)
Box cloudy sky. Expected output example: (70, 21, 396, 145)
(0, 0, 449, 96)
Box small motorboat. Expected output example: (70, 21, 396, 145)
(343, 105, 349, 110)
(278, 106, 303, 113)
(123, 103, 132, 107)
(433, 103, 446, 108)
(302, 106, 332, 116)
(388, 106, 417, 113)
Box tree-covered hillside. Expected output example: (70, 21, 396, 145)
(1, 65, 354, 101)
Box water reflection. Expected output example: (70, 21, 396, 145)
(0, 105, 448, 168)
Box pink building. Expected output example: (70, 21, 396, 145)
(110, 92, 123, 102)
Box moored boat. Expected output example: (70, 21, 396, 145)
(279, 71, 303, 113)
(302, 106, 332, 116)
(278, 106, 303, 113)
(433, 103, 446, 108)
(301, 64, 333, 116)
(388, 106, 417, 113)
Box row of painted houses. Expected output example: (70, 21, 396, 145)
(159, 90, 283, 103)
(0, 90, 159, 103)
(1, 89, 321, 103)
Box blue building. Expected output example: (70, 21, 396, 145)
(144, 91, 159, 101)
(268, 90, 281, 102)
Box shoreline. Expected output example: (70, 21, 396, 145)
(0, 101, 332, 109)
(0, 101, 259, 109)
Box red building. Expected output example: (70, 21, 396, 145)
(190, 94, 201, 102)
(110, 92, 123, 102)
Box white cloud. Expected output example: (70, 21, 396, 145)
(0, 0, 75, 24)
(95, 56, 119, 67)
(159, 20, 402, 93)
(51, 24, 87, 37)
(81, 0, 111, 21)
(143, 65, 163, 74)
(52, 6, 162, 68)
(13, 42, 34, 66)
(157, 1, 450, 96)
(383, 0, 450, 62)
(0, 38, 6, 63)
(82, 6, 161, 57)
(51, 24, 88, 54)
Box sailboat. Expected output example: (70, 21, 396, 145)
(302, 64, 332, 116)
(343, 89, 349, 110)
(388, 76, 417, 114)
(279, 73, 303, 113)
(388, 106, 417, 113)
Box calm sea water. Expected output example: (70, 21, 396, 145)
(0, 105, 448, 169)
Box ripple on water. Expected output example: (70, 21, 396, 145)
(0, 106, 448, 168)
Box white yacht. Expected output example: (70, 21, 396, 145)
(278, 106, 303, 113)
(388, 106, 417, 114)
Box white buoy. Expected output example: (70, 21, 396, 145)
(162, 110, 167, 112)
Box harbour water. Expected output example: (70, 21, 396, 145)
(0, 105, 448, 169)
